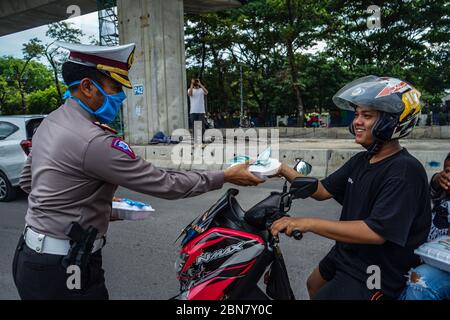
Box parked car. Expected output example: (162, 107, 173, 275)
(0, 115, 45, 201)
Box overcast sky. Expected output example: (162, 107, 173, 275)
(0, 12, 99, 60)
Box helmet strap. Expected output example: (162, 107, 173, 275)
(365, 112, 398, 157)
(348, 111, 399, 158)
(364, 140, 384, 158)
(372, 112, 399, 141)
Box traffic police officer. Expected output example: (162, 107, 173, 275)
(12, 41, 263, 300)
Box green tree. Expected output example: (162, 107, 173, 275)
(12, 38, 45, 113)
(185, 12, 238, 114)
(325, 0, 450, 106)
(185, 1, 331, 125)
(300, 53, 347, 113)
(184, 0, 449, 127)
(267, 0, 330, 125)
(0, 75, 10, 114)
(0, 57, 53, 114)
(224, 1, 291, 123)
(27, 85, 61, 114)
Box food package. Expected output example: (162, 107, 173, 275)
(112, 197, 155, 221)
(414, 236, 450, 273)
(229, 147, 281, 178)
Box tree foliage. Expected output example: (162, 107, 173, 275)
(0, 57, 54, 114)
(1, 0, 449, 125)
(0, 22, 83, 115)
(185, 0, 450, 126)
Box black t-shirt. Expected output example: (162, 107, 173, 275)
(321, 148, 431, 298)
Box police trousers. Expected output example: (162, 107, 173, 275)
(12, 236, 109, 300)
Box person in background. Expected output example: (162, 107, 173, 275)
(188, 78, 208, 142)
(399, 152, 450, 300)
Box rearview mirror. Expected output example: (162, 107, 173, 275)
(289, 177, 318, 199)
(294, 158, 312, 176)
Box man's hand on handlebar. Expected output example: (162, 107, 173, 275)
(270, 216, 312, 237)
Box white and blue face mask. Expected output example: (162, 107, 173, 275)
(63, 80, 127, 124)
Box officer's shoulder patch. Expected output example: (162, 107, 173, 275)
(93, 122, 118, 134)
(111, 138, 136, 159)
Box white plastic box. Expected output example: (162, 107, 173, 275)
(229, 147, 281, 179)
(414, 236, 450, 273)
(111, 198, 155, 221)
(229, 158, 281, 179)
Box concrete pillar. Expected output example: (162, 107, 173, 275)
(117, 0, 188, 144)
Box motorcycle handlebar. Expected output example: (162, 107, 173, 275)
(292, 230, 303, 240)
(268, 219, 303, 241)
(284, 214, 302, 241)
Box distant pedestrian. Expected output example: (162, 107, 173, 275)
(188, 78, 208, 142)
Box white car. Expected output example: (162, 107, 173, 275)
(0, 115, 45, 201)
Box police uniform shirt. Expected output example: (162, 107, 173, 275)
(20, 99, 224, 239)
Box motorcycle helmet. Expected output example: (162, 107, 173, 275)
(332, 75, 421, 155)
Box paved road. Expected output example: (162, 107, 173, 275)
(0, 178, 340, 300)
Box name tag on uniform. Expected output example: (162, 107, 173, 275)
(111, 138, 136, 159)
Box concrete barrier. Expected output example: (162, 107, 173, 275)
(132, 146, 146, 160)
(441, 126, 450, 139)
(328, 149, 448, 180)
(278, 149, 330, 178)
(327, 149, 360, 176)
(286, 127, 297, 137)
(408, 127, 429, 139)
(296, 127, 314, 138)
(281, 127, 290, 137)
(312, 128, 327, 139)
(268, 126, 448, 139)
(430, 126, 442, 139)
(408, 150, 449, 179)
(192, 144, 225, 171)
(145, 145, 180, 170)
(206, 126, 449, 139)
(336, 128, 353, 139)
(325, 128, 338, 139)
(134, 139, 449, 179)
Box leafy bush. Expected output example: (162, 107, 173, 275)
(27, 86, 60, 114)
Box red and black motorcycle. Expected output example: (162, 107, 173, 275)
(173, 176, 318, 300)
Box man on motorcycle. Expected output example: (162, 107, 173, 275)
(271, 76, 431, 300)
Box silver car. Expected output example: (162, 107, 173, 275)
(0, 115, 45, 201)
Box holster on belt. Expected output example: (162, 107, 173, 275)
(61, 222, 98, 271)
